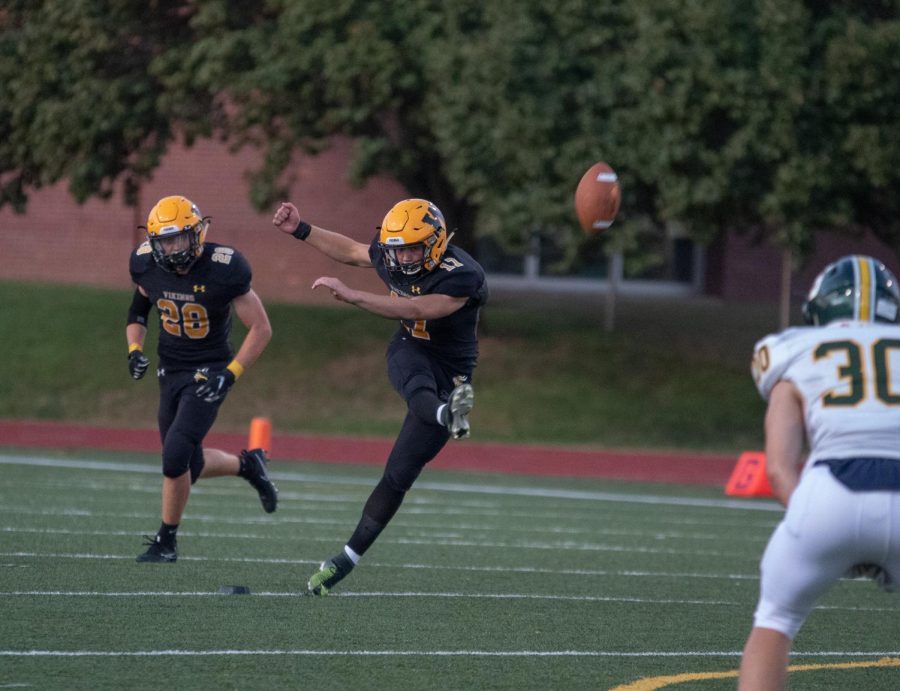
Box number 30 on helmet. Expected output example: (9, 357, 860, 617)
(145, 195, 210, 273)
(802, 254, 900, 325)
(378, 199, 449, 276)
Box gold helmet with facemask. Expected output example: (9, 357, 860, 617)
(378, 199, 449, 277)
(145, 195, 209, 273)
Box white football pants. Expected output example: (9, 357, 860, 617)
(753, 464, 900, 638)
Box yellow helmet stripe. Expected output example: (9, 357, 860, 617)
(856, 255, 873, 321)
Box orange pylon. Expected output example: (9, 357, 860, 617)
(248, 417, 272, 455)
(725, 451, 774, 497)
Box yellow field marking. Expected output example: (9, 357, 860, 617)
(610, 656, 900, 690)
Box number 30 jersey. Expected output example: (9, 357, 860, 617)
(752, 321, 900, 464)
(129, 241, 251, 370)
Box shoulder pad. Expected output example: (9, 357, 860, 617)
(205, 244, 252, 287)
(751, 327, 810, 400)
(129, 241, 155, 278)
(209, 245, 236, 266)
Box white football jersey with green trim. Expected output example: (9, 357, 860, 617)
(751, 320, 900, 465)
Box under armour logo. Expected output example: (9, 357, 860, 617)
(411, 285, 421, 295)
(193, 284, 206, 293)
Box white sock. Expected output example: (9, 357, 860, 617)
(343, 545, 361, 565)
(436, 403, 447, 426)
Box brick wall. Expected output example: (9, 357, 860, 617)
(0, 137, 405, 305)
(3, 137, 898, 305)
(705, 228, 900, 303)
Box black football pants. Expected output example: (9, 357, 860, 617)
(157, 368, 225, 483)
(346, 332, 470, 556)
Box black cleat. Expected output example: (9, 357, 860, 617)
(239, 448, 278, 513)
(136, 535, 177, 563)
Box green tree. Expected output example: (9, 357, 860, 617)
(0, 0, 212, 210)
(2, 1, 899, 267)
(606, 1, 900, 261)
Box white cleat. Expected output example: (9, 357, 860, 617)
(447, 384, 474, 439)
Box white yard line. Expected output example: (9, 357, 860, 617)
(0, 648, 898, 658)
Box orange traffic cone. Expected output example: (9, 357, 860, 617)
(725, 451, 774, 497)
(248, 417, 272, 455)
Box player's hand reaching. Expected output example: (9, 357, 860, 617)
(195, 369, 236, 403)
(312, 276, 358, 304)
(128, 349, 150, 380)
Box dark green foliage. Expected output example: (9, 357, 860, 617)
(2, 2, 899, 263)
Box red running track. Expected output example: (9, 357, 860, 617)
(0, 419, 739, 487)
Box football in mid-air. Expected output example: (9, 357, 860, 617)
(574, 161, 621, 234)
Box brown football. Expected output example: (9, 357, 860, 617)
(574, 161, 621, 234)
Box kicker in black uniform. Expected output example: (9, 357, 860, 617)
(127, 195, 275, 563)
(272, 198, 488, 595)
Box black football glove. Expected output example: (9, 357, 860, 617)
(195, 369, 236, 403)
(127, 349, 150, 380)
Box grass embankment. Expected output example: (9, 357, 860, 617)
(0, 280, 775, 452)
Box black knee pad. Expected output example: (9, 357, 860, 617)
(162, 431, 199, 480)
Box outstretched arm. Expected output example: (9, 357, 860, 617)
(312, 276, 467, 321)
(272, 202, 372, 267)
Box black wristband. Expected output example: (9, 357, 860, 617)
(292, 221, 312, 240)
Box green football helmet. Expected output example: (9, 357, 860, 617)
(802, 255, 900, 325)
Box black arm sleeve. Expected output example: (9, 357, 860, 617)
(127, 289, 152, 326)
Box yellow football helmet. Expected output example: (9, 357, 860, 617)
(378, 199, 448, 276)
(145, 195, 209, 273)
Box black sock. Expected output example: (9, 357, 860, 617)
(347, 514, 387, 557)
(346, 478, 407, 555)
(157, 522, 178, 546)
(238, 452, 253, 478)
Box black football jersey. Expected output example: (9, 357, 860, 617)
(370, 236, 488, 368)
(129, 241, 251, 370)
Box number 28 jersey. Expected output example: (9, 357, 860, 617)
(129, 241, 251, 370)
(751, 321, 900, 464)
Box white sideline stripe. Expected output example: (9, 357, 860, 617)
(0, 454, 780, 512)
(0, 590, 740, 606)
(1, 649, 898, 658)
